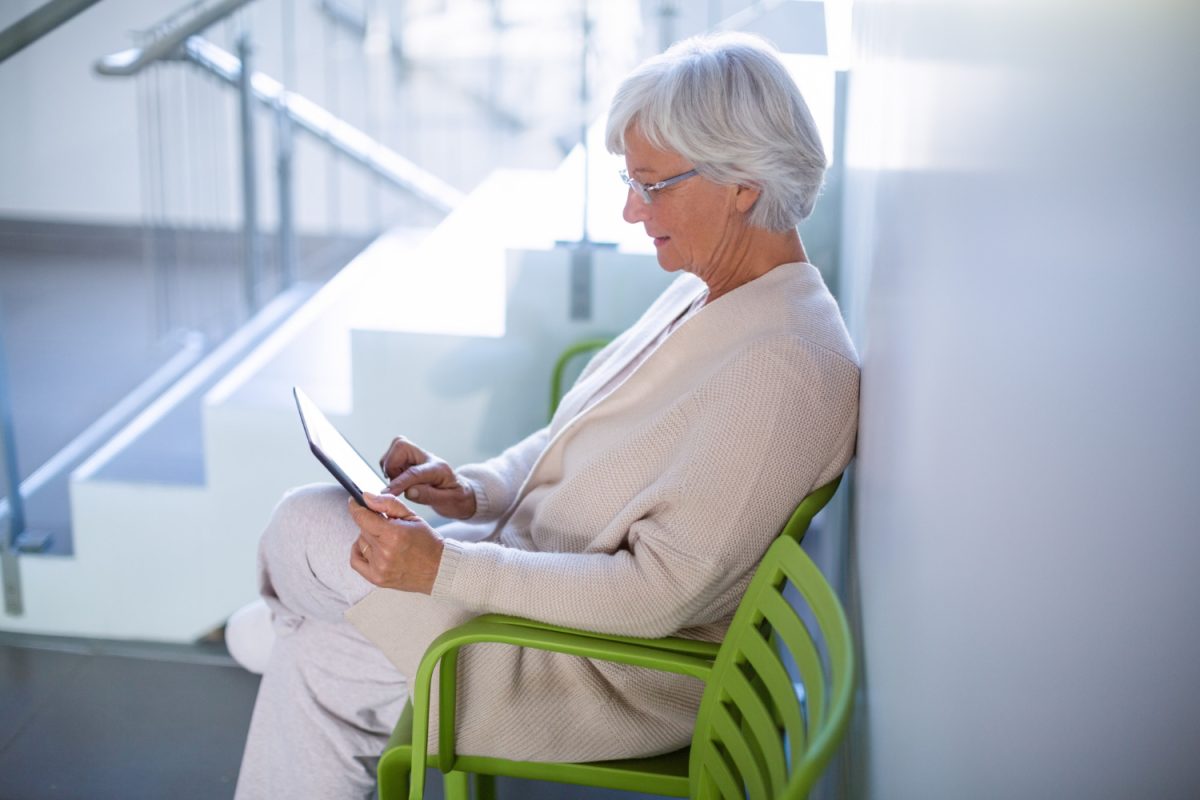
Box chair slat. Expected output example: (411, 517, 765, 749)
(698, 739, 747, 800)
(773, 536, 857, 796)
(723, 666, 788, 793)
(711, 703, 770, 800)
(779, 541, 854, 689)
(738, 626, 807, 754)
(759, 587, 826, 736)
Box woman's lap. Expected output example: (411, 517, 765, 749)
(240, 482, 695, 786)
(237, 484, 411, 799)
(257, 483, 376, 627)
(239, 484, 496, 797)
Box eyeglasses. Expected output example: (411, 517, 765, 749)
(619, 168, 699, 204)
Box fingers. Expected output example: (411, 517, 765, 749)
(363, 490, 419, 520)
(346, 495, 416, 541)
(354, 535, 370, 558)
(347, 503, 398, 586)
(349, 533, 372, 581)
(346, 496, 445, 594)
(379, 436, 426, 480)
(404, 484, 450, 505)
(349, 536, 390, 589)
(386, 460, 454, 497)
(412, 484, 476, 519)
(377, 441, 473, 519)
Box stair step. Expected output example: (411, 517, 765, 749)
(76, 285, 319, 486)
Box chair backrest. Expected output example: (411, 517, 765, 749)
(548, 337, 612, 420)
(689, 482, 854, 800)
(778, 477, 840, 545)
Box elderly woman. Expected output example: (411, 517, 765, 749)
(235, 32, 858, 799)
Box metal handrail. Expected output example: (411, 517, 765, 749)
(178, 37, 465, 213)
(92, 0, 254, 77)
(94, 2, 464, 317)
(96, 30, 464, 214)
(0, 0, 103, 65)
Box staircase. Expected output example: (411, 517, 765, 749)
(2, 133, 673, 642)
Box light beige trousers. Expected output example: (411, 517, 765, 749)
(233, 484, 481, 800)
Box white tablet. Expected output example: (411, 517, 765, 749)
(293, 386, 387, 507)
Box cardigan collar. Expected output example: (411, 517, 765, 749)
(556, 274, 709, 422)
(490, 262, 824, 531)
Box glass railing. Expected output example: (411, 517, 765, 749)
(3, 0, 833, 621)
(1, 0, 726, 610)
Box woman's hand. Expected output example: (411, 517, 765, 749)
(348, 492, 445, 594)
(379, 436, 476, 519)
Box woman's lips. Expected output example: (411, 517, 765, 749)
(653, 236, 669, 247)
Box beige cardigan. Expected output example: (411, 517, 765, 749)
(347, 262, 859, 761)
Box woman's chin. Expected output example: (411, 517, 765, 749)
(654, 253, 684, 272)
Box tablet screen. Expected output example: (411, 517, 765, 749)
(294, 387, 387, 504)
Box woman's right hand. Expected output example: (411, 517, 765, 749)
(379, 436, 476, 519)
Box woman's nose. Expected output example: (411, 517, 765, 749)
(623, 189, 649, 224)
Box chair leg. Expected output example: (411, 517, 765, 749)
(475, 773, 496, 800)
(443, 770, 471, 800)
(376, 748, 411, 800)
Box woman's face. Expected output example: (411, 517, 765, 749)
(621, 126, 749, 282)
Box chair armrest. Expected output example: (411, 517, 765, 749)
(406, 617, 715, 799)
(471, 613, 722, 659)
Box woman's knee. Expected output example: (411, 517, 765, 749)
(257, 483, 372, 616)
(259, 483, 354, 574)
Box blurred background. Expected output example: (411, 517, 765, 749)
(1, 0, 1197, 798)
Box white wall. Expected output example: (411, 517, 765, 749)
(0, 0, 145, 223)
(842, 0, 1200, 797)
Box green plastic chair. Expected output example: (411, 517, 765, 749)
(376, 476, 853, 800)
(548, 336, 613, 421)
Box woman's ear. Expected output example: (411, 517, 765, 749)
(733, 184, 761, 214)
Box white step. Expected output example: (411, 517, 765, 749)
(4, 155, 669, 641)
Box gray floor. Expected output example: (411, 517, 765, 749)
(0, 637, 258, 800)
(0, 637, 674, 800)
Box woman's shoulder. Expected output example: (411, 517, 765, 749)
(686, 262, 859, 369)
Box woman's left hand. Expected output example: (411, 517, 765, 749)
(348, 492, 445, 594)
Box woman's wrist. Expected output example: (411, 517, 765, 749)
(459, 477, 486, 518)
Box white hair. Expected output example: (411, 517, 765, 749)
(605, 32, 826, 231)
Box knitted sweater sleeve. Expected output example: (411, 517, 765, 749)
(431, 339, 860, 637)
(456, 425, 551, 521)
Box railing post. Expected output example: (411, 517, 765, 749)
(658, 0, 678, 53)
(0, 312, 25, 615)
(237, 33, 262, 315)
(275, 93, 296, 290)
(558, 0, 616, 321)
(570, 1, 593, 321)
